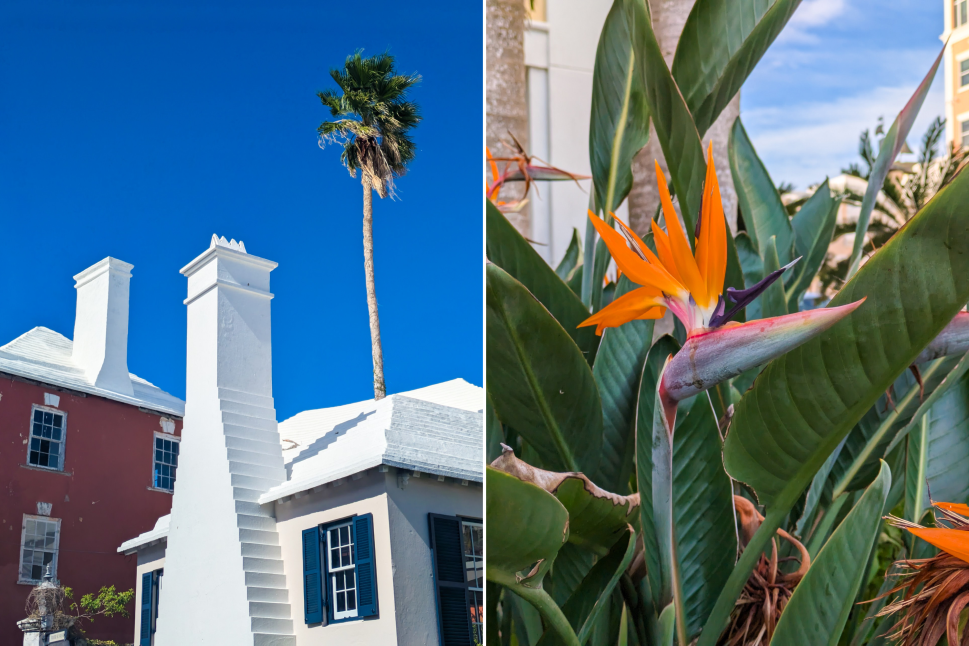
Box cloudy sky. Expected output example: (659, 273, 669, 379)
(742, 0, 946, 190)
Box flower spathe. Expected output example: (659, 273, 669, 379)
(580, 145, 798, 337)
(892, 501, 969, 565)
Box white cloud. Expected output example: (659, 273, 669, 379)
(741, 78, 945, 189)
(790, 0, 849, 27)
(780, 0, 850, 44)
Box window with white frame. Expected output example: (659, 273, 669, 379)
(962, 120, 969, 148)
(327, 521, 357, 619)
(958, 0, 968, 28)
(463, 521, 483, 644)
(28, 406, 66, 470)
(153, 434, 179, 491)
(19, 516, 60, 584)
(961, 59, 969, 88)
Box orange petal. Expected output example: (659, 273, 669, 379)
(694, 143, 727, 304)
(487, 147, 500, 184)
(905, 526, 969, 565)
(578, 286, 667, 335)
(934, 502, 969, 517)
(612, 216, 686, 292)
(654, 161, 708, 306)
(587, 211, 686, 297)
(650, 219, 684, 284)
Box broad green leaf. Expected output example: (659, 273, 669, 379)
(830, 356, 961, 498)
(567, 264, 584, 298)
(486, 467, 569, 585)
(657, 604, 676, 646)
(536, 529, 636, 646)
(543, 544, 595, 607)
(728, 118, 792, 263)
(634, 11, 745, 301)
(590, 0, 651, 214)
(487, 393, 504, 463)
(770, 461, 890, 645)
(703, 163, 969, 646)
(486, 201, 599, 361)
(734, 232, 763, 322)
(846, 46, 944, 278)
(672, 0, 803, 137)
(786, 180, 840, 310)
(593, 275, 655, 492)
(637, 339, 736, 641)
(635, 6, 704, 238)
(634, 335, 679, 610)
(591, 234, 612, 314)
(904, 368, 969, 523)
(724, 168, 969, 510)
(759, 236, 788, 318)
(490, 449, 639, 554)
(487, 264, 603, 474)
(556, 229, 583, 281)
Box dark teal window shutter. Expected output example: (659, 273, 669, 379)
(139, 571, 153, 646)
(354, 513, 378, 617)
(429, 514, 472, 646)
(302, 527, 324, 624)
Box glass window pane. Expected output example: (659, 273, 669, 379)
(337, 592, 346, 612)
(43, 412, 52, 425)
(347, 591, 356, 610)
(340, 526, 349, 543)
(32, 564, 42, 580)
(32, 423, 42, 436)
(26, 520, 36, 535)
(34, 410, 43, 423)
(345, 570, 354, 588)
(53, 415, 62, 427)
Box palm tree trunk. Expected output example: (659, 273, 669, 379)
(362, 176, 386, 400)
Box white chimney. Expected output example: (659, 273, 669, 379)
(72, 257, 134, 396)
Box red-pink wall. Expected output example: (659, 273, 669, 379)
(0, 373, 181, 643)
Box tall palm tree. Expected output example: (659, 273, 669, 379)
(318, 51, 421, 400)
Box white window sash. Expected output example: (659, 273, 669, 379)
(18, 515, 61, 584)
(328, 522, 359, 620)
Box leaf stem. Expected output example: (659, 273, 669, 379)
(489, 571, 581, 646)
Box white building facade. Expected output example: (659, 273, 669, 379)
(118, 236, 483, 646)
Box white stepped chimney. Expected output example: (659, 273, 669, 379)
(72, 258, 134, 396)
(155, 235, 294, 646)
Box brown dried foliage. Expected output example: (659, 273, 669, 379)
(877, 510, 969, 645)
(719, 496, 810, 646)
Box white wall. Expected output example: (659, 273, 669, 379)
(386, 474, 483, 646)
(525, 0, 626, 268)
(275, 471, 398, 645)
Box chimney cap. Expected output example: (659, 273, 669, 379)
(73, 257, 133, 289)
(210, 234, 247, 254)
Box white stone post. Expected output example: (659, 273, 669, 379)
(154, 236, 294, 646)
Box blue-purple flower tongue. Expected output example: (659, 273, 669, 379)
(708, 257, 801, 328)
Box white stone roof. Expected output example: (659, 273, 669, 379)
(117, 514, 170, 554)
(0, 327, 185, 417)
(259, 379, 483, 503)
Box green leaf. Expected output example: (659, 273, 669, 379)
(556, 229, 583, 281)
(904, 367, 969, 522)
(593, 275, 655, 492)
(759, 236, 788, 318)
(769, 461, 891, 646)
(486, 467, 570, 585)
(486, 201, 599, 362)
(635, 6, 704, 239)
(702, 161, 969, 646)
(590, 0, 651, 214)
(487, 393, 504, 463)
(536, 529, 637, 646)
(846, 46, 944, 279)
(672, 0, 803, 137)
(734, 232, 763, 321)
(637, 339, 736, 641)
(490, 449, 639, 554)
(728, 117, 792, 263)
(830, 356, 961, 498)
(486, 264, 603, 474)
(786, 180, 840, 310)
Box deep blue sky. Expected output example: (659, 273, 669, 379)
(743, 0, 945, 189)
(0, 1, 483, 420)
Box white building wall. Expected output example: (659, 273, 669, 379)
(525, 0, 628, 268)
(385, 474, 483, 646)
(274, 471, 398, 645)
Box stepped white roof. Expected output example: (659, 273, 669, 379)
(0, 327, 184, 417)
(259, 379, 483, 503)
